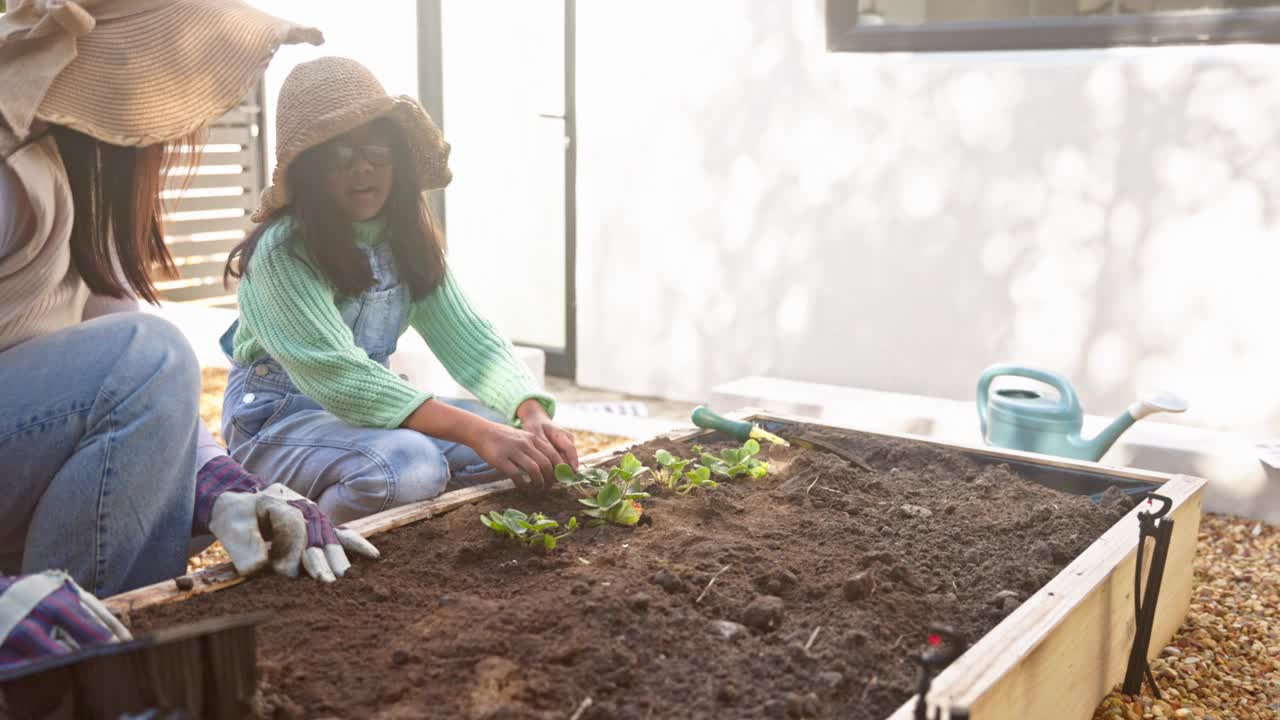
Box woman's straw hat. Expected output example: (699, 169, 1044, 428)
(0, 0, 323, 145)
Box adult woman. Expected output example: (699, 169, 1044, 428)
(0, 0, 374, 641)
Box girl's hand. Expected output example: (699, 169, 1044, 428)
(473, 420, 563, 490)
(400, 397, 575, 489)
(517, 399, 579, 472)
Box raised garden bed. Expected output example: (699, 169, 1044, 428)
(107, 412, 1205, 719)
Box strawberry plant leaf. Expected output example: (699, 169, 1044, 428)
(597, 482, 623, 508)
(480, 508, 577, 552)
(555, 464, 577, 485)
(611, 499, 644, 526)
(557, 464, 611, 492)
(620, 453, 644, 475)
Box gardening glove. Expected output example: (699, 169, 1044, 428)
(0, 571, 132, 670)
(195, 456, 380, 583)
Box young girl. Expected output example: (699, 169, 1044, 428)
(221, 56, 578, 524)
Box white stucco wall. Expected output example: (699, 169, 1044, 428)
(574, 1, 1280, 437)
(248, 1, 566, 351)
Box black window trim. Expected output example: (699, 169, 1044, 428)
(827, 5, 1280, 53)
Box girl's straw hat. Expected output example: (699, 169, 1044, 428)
(0, 0, 323, 145)
(252, 56, 452, 222)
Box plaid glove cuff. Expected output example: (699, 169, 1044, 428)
(0, 573, 124, 671)
(193, 455, 266, 535)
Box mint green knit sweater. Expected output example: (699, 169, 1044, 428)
(232, 217, 554, 429)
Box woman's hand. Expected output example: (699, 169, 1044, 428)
(195, 457, 379, 582)
(517, 399, 579, 472)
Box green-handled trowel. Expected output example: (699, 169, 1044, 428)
(690, 406, 874, 472)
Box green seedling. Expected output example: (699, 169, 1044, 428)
(700, 439, 769, 480)
(555, 463, 609, 491)
(653, 449, 691, 490)
(675, 465, 720, 494)
(608, 453, 650, 484)
(579, 477, 650, 527)
(480, 509, 579, 552)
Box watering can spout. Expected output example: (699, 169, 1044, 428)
(1077, 392, 1189, 461)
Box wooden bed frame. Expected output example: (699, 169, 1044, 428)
(106, 409, 1206, 720)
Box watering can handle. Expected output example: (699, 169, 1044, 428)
(977, 365, 1081, 435)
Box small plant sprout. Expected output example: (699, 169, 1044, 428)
(653, 449, 691, 490)
(480, 509, 579, 552)
(608, 453, 650, 484)
(555, 463, 609, 491)
(700, 439, 769, 480)
(579, 477, 650, 527)
(675, 465, 719, 495)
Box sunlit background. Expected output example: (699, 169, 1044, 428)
(240, 1, 1280, 440)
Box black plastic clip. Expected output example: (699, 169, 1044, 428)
(1121, 492, 1175, 697)
(913, 625, 967, 720)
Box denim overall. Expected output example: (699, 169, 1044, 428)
(219, 239, 500, 524)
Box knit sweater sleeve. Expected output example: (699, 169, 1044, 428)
(409, 270, 555, 424)
(238, 226, 429, 429)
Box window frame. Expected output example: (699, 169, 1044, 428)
(826, 3, 1280, 53)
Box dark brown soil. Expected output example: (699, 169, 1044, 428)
(132, 426, 1133, 720)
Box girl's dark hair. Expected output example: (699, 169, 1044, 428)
(225, 117, 447, 299)
(50, 125, 185, 304)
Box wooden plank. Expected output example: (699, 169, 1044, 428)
(163, 215, 250, 238)
(210, 106, 261, 125)
(204, 126, 252, 146)
(344, 480, 514, 536)
(933, 475, 1202, 719)
(183, 148, 253, 167)
(176, 294, 238, 309)
(165, 172, 252, 191)
(173, 259, 230, 282)
(748, 407, 1176, 485)
(157, 281, 235, 303)
(165, 192, 252, 215)
(164, 236, 244, 260)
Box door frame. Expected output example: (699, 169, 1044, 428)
(416, 0, 578, 379)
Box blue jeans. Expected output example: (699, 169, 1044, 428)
(222, 359, 503, 525)
(0, 313, 200, 597)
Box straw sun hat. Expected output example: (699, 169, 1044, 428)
(251, 55, 452, 222)
(0, 0, 323, 146)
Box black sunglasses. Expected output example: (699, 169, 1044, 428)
(327, 142, 393, 173)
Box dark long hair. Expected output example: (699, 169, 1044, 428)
(225, 118, 447, 299)
(50, 125, 185, 304)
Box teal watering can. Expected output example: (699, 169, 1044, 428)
(977, 365, 1187, 462)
